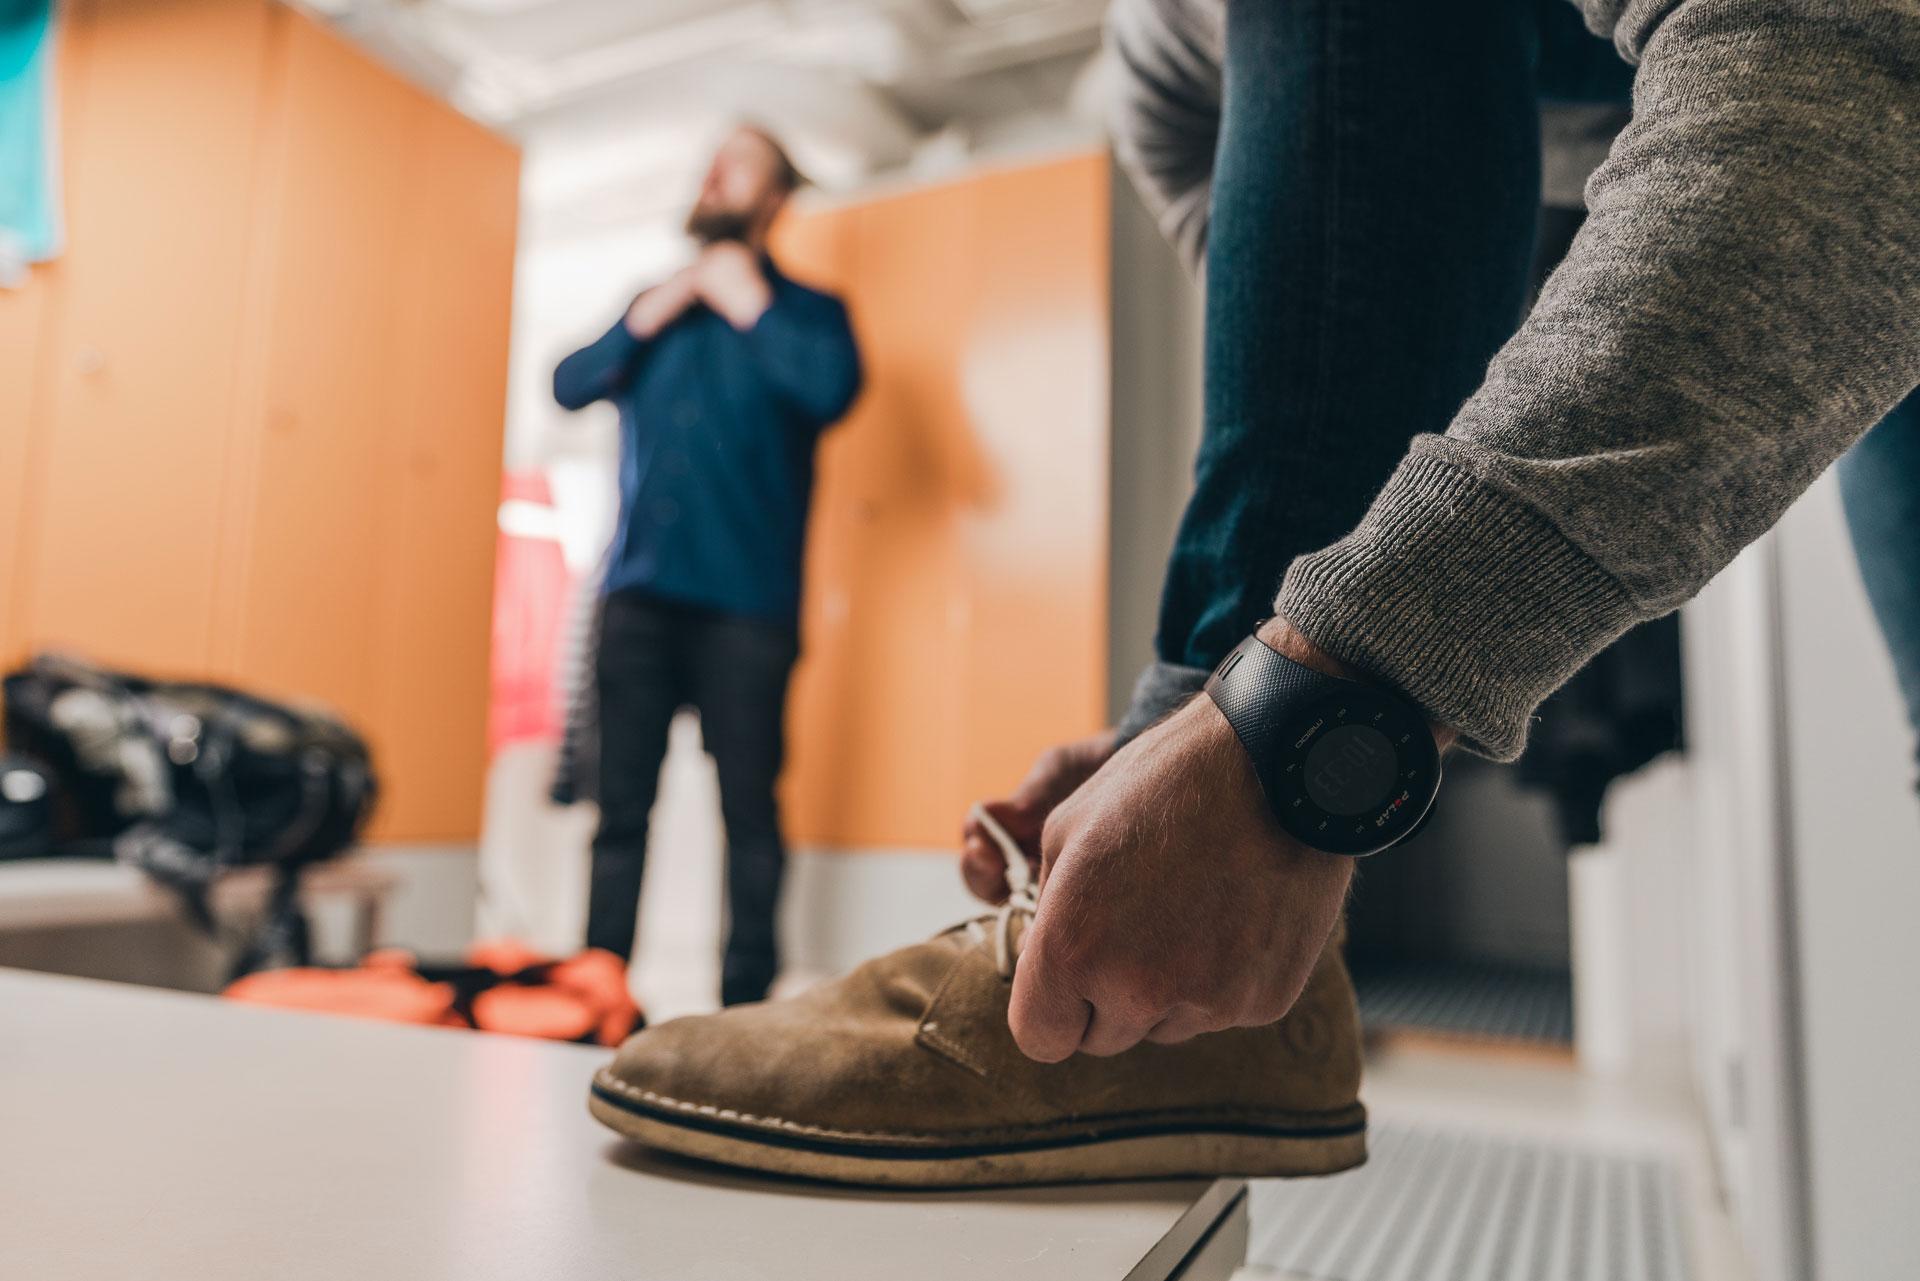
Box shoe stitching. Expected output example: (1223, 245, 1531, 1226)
(913, 954, 992, 1079)
(917, 1022, 990, 1078)
(594, 1069, 1362, 1145)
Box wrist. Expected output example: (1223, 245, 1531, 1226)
(1254, 617, 1362, 682)
(1184, 699, 1356, 888)
(1253, 617, 1455, 756)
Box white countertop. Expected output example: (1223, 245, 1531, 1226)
(0, 968, 1243, 1281)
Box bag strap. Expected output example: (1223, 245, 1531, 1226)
(224, 863, 312, 983)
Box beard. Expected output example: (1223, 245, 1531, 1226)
(685, 201, 755, 245)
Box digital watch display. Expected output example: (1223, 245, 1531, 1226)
(1204, 634, 1441, 857)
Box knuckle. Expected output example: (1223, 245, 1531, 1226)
(1249, 985, 1302, 1028)
(1038, 812, 1068, 861)
(1249, 1001, 1292, 1028)
(1023, 924, 1079, 981)
(1191, 980, 1255, 1028)
(1094, 962, 1178, 1021)
(1007, 1001, 1073, 1064)
(1041, 933, 1094, 985)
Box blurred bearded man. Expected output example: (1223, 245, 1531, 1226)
(553, 124, 862, 1006)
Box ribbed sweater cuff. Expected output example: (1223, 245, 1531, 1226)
(1274, 452, 1641, 760)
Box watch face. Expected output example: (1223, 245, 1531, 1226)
(1204, 636, 1442, 857)
(1271, 688, 1440, 856)
(1302, 724, 1399, 816)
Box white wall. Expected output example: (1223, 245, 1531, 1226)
(1105, 161, 1202, 720)
(1774, 475, 1920, 1281)
(1676, 470, 1920, 1281)
(1680, 535, 1809, 1281)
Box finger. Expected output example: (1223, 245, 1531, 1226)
(1007, 939, 1092, 1063)
(1078, 1002, 1160, 1058)
(1144, 1008, 1215, 1046)
(960, 862, 1007, 904)
(981, 798, 1042, 857)
(959, 838, 1010, 904)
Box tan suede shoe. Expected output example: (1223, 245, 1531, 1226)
(588, 894, 1366, 1187)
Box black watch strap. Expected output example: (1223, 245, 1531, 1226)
(1205, 634, 1441, 856)
(1205, 636, 1345, 775)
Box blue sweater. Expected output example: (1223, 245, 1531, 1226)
(553, 260, 861, 624)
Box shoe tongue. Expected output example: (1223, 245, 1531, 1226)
(936, 916, 990, 950)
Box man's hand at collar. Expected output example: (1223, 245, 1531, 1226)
(1005, 619, 1449, 1063)
(693, 241, 774, 330)
(625, 268, 700, 340)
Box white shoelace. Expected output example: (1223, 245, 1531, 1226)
(967, 803, 1036, 979)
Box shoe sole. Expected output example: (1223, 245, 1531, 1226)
(589, 1072, 1367, 1188)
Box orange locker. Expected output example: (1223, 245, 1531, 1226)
(0, 0, 518, 843)
(775, 154, 1111, 850)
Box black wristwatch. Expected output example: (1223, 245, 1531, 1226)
(1204, 634, 1441, 856)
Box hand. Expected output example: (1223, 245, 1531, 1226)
(692, 241, 773, 329)
(960, 730, 1117, 904)
(625, 269, 698, 340)
(1007, 621, 1446, 1062)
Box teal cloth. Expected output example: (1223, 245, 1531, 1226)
(0, 0, 58, 272)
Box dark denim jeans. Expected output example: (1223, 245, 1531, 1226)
(585, 590, 798, 1006)
(1154, 0, 1630, 671)
(1838, 390, 1920, 792)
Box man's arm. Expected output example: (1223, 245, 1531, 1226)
(739, 296, 862, 426)
(694, 243, 863, 426)
(551, 273, 698, 410)
(1010, 0, 1920, 1064)
(1280, 0, 1920, 758)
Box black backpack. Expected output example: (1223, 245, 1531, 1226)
(2, 654, 379, 977)
(0, 753, 55, 861)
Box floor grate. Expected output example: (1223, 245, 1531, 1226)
(1242, 1122, 1692, 1281)
(1352, 960, 1574, 1045)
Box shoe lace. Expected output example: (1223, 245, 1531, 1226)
(967, 803, 1036, 980)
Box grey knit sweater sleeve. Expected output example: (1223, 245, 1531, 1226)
(1280, 0, 1920, 759)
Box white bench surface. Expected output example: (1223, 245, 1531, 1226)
(0, 969, 1241, 1281)
(0, 856, 397, 930)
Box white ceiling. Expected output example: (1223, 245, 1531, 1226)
(314, 0, 1113, 238)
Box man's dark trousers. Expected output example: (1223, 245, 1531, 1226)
(585, 589, 799, 1007)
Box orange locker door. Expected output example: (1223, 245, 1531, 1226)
(223, 13, 518, 842)
(0, 266, 53, 666)
(781, 180, 977, 848)
(371, 102, 520, 840)
(18, 0, 275, 673)
(777, 154, 1112, 850)
(955, 155, 1111, 813)
(220, 13, 417, 748)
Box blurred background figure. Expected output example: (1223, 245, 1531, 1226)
(551, 125, 861, 1006)
(1838, 393, 1920, 801)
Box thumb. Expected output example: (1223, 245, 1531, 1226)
(1007, 924, 1090, 1063)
